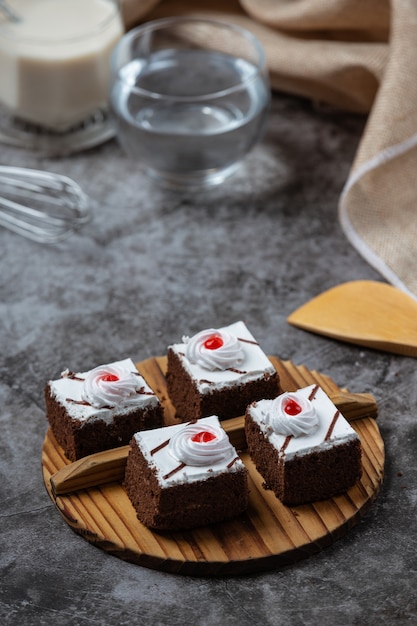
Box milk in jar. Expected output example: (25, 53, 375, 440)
(0, 0, 123, 130)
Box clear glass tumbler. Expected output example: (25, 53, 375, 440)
(109, 16, 271, 190)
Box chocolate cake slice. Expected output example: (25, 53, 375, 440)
(166, 320, 280, 421)
(124, 415, 249, 530)
(245, 384, 362, 505)
(45, 357, 163, 461)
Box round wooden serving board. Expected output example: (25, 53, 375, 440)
(42, 356, 384, 576)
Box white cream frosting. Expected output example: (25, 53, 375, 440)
(267, 392, 319, 437)
(247, 385, 359, 461)
(50, 358, 159, 424)
(183, 328, 244, 371)
(168, 420, 236, 466)
(81, 362, 143, 408)
(134, 415, 245, 486)
(170, 321, 276, 393)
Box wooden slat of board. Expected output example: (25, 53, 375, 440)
(179, 526, 230, 563)
(41, 356, 385, 576)
(243, 453, 311, 551)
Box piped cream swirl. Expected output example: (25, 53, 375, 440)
(81, 363, 140, 408)
(168, 421, 235, 466)
(267, 392, 319, 437)
(183, 328, 244, 371)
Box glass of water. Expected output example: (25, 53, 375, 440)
(109, 16, 270, 190)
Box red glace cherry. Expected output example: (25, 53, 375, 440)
(101, 374, 119, 382)
(191, 431, 217, 443)
(284, 398, 302, 415)
(203, 334, 224, 350)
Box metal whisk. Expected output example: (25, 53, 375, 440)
(0, 166, 91, 243)
(0, 1, 20, 22)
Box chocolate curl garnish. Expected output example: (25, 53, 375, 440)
(307, 385, 341, 441)
(325, 410, 340, 441)
(150, 438, 170, 456)
(163, 462, 186, 480)
(62, 371, 85, 382)
(308, 384, 319, 401)
(66, 398, 90, 406)
(136, 386, 156, 396)
(227, 456, 240, 468)
(279, 435, 293, 458)
(237, 336, 259, 346)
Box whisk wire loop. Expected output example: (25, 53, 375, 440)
(0, 165, 90, 243)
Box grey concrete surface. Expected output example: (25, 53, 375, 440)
(1, 93, 416, 626)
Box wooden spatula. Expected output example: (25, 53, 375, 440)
(288, 280, 417, 357)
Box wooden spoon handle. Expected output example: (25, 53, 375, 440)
(50, 445, 129, 498)
(50, 391, 378, 497)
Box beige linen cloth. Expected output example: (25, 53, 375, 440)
(121, 0, 417, 299)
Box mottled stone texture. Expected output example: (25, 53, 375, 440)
(1, 93, 416, 625)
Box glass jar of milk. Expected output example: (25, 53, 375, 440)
(0, 0, 123, 132)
